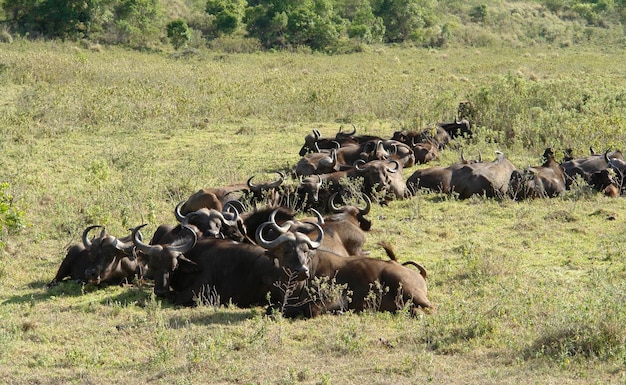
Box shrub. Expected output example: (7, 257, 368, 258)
(0, 182, 26, 244)
(166, 18, 191, 50)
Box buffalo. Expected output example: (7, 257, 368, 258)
(508, 148, 566, 200)
(255, 216, 432, 318)
(180, 172, 285, 214)
(450, 151, 517, 199)
(48, 225, 143, 287)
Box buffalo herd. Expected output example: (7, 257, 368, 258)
(48, 121, 624, 318)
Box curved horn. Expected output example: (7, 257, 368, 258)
(329, 192, 343, 212)
(313, 129, 321, 139)
(314, 174, 322, 188)
(167, 225, 198, 254)
(301, 222, 324, 249)
(174, 201, 186, 222)
(82, 225, 103, 250)
(247, 175, 260, 193)
(210, 209, 238, 227)
(460, 149, 466, 163)
(255, 222, 295, 249)
(222, 205, 240, 223)
(358, 193, 371, 215)
(113, 232, 137, 255)
(604, 150, 610, 163)
(348, 124, 357, 135)
(354, 159, 366, 171)
(131, 224, 161, 257)
(386, 160, 400, 173)
(265, 171, 285, 189)
(269, 209, 296, 233)
(310, 208, 324, 225)
(223, 200, 246, 216)
(319, 152, 336, 168)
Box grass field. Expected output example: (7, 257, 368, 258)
(0, 40, 625, 384)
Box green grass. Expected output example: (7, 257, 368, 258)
(0, 40, 625, 384)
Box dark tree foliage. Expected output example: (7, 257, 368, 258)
(206, 0, 247, 35)
(3, 0, 626, 51)
(3, 0, 94, 38)
(167, 18, 191, 49)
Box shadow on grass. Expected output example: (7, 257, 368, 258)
(166, 308, 260, 328)
(4, 280, 266, 326)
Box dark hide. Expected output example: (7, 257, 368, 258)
(450, 151, 517, 199)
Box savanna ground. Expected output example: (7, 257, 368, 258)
(0, 40, 625, 384)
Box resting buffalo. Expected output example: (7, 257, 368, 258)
(438, 119, 472, 139)
(295, 149, 341, 176)
(135, 225, 286, 307)
(174, 202, 247, 242)
(509, 148, 566, 200)
(317, 193, 372, 256)
(48, 225, 143, 287)
(354, 159, 409, 200)
(450, 151, 517, 199)
(392, 126, 451, 151)
(180, 172, 285, 214)
(561, 150, 623, 189)
(255, 215, 432, 318)
(589, 169, 620, 197)
(131, 224, 197, 298)
(406, 151, 481, 195)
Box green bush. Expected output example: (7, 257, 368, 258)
(0, 182, 26, 249)
(166, 18, 191, 49)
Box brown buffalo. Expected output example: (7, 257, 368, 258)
(450, 151, 517, 199)
(180, 172, 285, 213)
(255, 216, 432, 318)
(561, 150, 623, 189)
(509, 148, 566, 200)
(406, 151, 481, 195)
(48, 225, 143, 287)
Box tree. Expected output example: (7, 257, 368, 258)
(206, 0, 247, 36)
(245, 0, 342, 50)
(167, 19, 191, 50)
(373, 0, 437, 43)
(338, 0, 385, 43)
(2, 0, 96, 38)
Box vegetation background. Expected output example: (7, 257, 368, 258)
(0, 0, 625, 384)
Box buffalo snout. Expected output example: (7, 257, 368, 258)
(85, 268, 101, 284)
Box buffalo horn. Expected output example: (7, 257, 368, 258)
(255, 222, 296, 249)
(171, 225, 198, 253)
(82, 225, 103, 250)
(354, 159, 366, 170)
(386, 160, 400, 173)
(247, 175, 260, 193)
(269, 209, 295, 233)
(131, 224, 160, 257)
(223, 200, 246, 216)
(174, 201, 186, 222)
(299, 222, 324, 249)
(329, 192, 343, 212)
(310, 208, 324, 225)
(265, 172, 285, 189)
(359, 193, 371, 215)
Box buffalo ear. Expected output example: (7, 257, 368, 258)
(177, 257, 201, 273)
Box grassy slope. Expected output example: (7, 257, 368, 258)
(0, 41, 625, 384)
